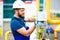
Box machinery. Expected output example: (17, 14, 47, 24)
(36, 0, 60, 40)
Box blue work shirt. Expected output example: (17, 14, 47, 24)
(10, 17, 30, 40)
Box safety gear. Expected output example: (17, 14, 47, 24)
(13, 0, 25, 9)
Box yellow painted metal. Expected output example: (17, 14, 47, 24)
(5, 31, 12, 40)
(54, 31, 58, 40)
(36, 0, 60, 24)
(55, 25, 60, 32)
(54, 25, 60, 40)
(0, 27, 2, 37)
(46, 0, 60, 24)
(54, 30, 57, 38)
(36, 0, 60, 40)
(36, 0, 40, 12)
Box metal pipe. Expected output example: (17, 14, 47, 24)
(4, 31, 12, 40)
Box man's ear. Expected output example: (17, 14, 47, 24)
(14, 9, 19, 13)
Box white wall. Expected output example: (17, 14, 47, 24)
(0, 2, 3, 27)
(50, 0, 60, 13)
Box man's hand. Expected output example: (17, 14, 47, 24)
(25, 17, 35, 22)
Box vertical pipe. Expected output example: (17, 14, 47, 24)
(5, 31, 12, 40)
(36, 0, 40, 11)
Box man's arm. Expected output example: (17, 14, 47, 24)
(24, 17, 35, 22)
(17, 25, 36, 36)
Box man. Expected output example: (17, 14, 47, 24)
(10, 0, 36, 40)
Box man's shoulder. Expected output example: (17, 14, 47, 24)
(11, 19, 19, 24)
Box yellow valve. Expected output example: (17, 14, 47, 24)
(0, 27, 2, 37)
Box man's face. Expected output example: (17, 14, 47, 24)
(18, 8, 25, 18)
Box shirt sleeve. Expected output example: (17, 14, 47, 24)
(12, 20, 24, 31)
